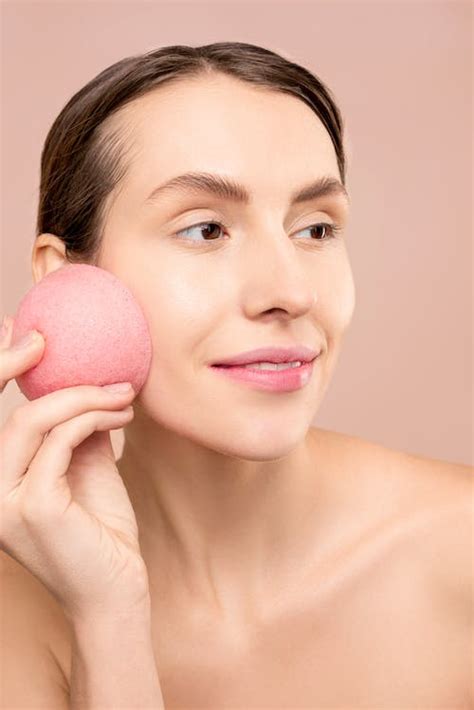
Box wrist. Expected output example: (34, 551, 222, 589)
(71, 602, 153, 649)
(69, 595, 152, 631)
(69, 598, 165, 710)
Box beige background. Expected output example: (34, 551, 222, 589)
(1, 0, 472, 466)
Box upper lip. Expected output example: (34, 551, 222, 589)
(212, 345, 321, 367)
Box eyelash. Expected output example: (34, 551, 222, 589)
(173, 220, 343, 246)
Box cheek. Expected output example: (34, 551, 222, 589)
(316, 256, 356, 333)
(336, 263, 356, 330)
(157, 267, 221, 327)
(139, 267, 222, 375)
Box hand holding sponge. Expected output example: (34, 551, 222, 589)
(12, 264, 152, 400)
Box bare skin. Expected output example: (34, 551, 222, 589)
(6, 73, 470, 706)
(1, 428, 471, 708)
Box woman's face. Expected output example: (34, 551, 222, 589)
(97, 73, 355, 460)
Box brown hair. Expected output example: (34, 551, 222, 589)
(37, 41, 347, 265)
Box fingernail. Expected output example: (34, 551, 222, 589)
(12, 331, 41, 350)
(102, 382, 132, 393)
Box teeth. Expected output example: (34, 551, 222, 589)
(242, 361, 303, 371)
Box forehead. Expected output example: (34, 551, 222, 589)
(113, 75, 341, 201)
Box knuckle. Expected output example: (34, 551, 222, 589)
(11, 403, 28, 422)
(46, 421, 69, 440)
(8, 403, 30, 428)
(46, 409, 93, 442)
(8, 403, 39, 437)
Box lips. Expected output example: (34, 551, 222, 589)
(211, 356, 317, 392)
(212, 345, 320, 367)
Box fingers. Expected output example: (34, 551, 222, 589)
(19, 405, 135, 518)
(0, 384, 135, 499)
(0, 314, 136, 503)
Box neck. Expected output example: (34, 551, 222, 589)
(116, 417, 331, 624)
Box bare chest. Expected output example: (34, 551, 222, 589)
(150, 537, 469, 709)
(51, 442, 471, 708)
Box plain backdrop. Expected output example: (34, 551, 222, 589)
(0, 0, 472, 465)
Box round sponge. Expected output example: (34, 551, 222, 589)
(13, 263, 152, 400)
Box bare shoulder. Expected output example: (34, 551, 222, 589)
(313, 429, 473, 704)
(311, 427, 472, 598)
(398, 449, 473, 611)
(312, 425, 472, 504)
(0, 550, 73, 688)
(0, 548, 66, 623)
(387, 445, 473, 702)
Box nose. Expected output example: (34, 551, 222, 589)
(240, 229, 317, 320)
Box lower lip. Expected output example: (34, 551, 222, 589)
(210, 358, 318, 392)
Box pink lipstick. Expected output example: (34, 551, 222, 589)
(210, 357, 318, 392)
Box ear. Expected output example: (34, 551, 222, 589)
(31, 234, 69, 284)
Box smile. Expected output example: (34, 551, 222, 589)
(210, 357, 318, 392)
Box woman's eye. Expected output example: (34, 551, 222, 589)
(296, 223, 342, 241)
(173, 220, 342, 245)
(174, 221, 226, 243)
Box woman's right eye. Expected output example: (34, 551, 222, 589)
(173, 220, 227, 245)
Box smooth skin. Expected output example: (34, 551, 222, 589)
(2, 73, 472, 707)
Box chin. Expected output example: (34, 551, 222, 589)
(201, 425, 310, 463)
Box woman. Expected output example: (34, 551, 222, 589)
(1, 42, 471, 709)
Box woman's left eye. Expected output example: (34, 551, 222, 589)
(295, 222, 343, 242)
(173, 220, 342, 245)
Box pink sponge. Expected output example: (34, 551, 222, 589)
(13, 264, 152, 400)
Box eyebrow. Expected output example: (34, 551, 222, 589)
(144, 171, 350, 207)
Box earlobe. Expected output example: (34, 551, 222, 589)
(31, 234, 69, 284)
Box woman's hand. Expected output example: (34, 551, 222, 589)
(0, 316, 150, 623)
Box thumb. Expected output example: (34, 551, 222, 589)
(0, 326, 45, 392)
